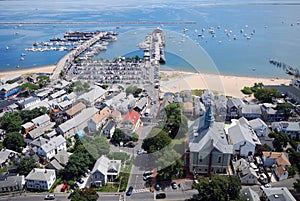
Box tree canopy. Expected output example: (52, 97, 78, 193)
(17, 156, 38, 176)
(192, 175, 242, 201)
(3, 132, 25, 152)
(80, 135, 110, 160)
(254, 88, 280, 103)
(0, 112, 22, 132)
(125, 85, 142, 97)
(142, 128, 171, 153)
(269, 131, 290, 152)
(69, 188, 99, 201)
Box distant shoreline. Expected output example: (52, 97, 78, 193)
(0, 65, 56, 79)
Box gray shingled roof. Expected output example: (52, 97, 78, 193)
(0, 175, 24, 189)
(31, 114, 50, 126)
(78, 85, 106, 104)
(228, 121, 261, 146)
(249, 118, 267, 129)
(25, 168, 55, 181)
(262, 187, 296, 201)
(0, 149, 17, 164)
(40, 135, 66, 153)
(92, 156, 121, 176)
(241, 104, 262, 115)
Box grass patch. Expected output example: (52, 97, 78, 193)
(49, 178, 62, 193)
(94, 183, 119, 192)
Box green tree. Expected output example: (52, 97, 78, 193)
(131, 132, 139, 142)
(193, 175, 241, 201)
(111, 129, 127, 143)
(142, 129, 171, 153)
(20, 82, 39, 92)
(3, 132, 25, 152)
(0, 111, 22, 132)
(17, 156, 38, 176)
(254, 88, 279, 103)
(125, 85, 142, 97)
(269, 131, 290, 152)
(80, 136, 110, 159)
(69, 188, 99, 201)
(294, 179, 300, 193)
(59, 70, 65, 78)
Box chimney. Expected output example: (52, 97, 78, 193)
(45, 169, 47, 173)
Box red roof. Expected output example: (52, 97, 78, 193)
(122, 110, 141, 126)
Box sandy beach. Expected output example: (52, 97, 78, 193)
(0, 65, 56, 79)
(160, 70, 291, 98)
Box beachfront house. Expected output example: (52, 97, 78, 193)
(37, 135, 66, 160)
(193, 96, 205, 117)
(227, 117, 261, 157)
(91, 155, 121, 187)
(239, 104, 262, 120)
(214, 95, 228, 121)
(227, 98, 245, 119)
(88, 106, 111, 133)
(25, 168, 56, 191)
(0, 83, 20, 99)
(271, 121, 300, 139)
(189, 107, 233, 175)
(201, 90, 214, 107)
(260, 103, 286, 122)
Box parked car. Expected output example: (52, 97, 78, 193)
(77, 178, 84, 184)
(143, 170, 153, 176)
(44, 194, 55, 200)
(154, 183, 161, 191)
(72, 182, 79, 190)
(126, 186, 133, 196)
(143, 174, 153, 181)
(127, 142, 136, 148)
(137, 149, 142, 155)
(156, 193, 166, 199)
(171, 182, 177, 189)
(61, 183, 68, 192)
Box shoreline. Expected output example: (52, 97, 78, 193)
(0, 65, 292, 99)
(160, 70, 291, 98)
(0, 65, 56, 79)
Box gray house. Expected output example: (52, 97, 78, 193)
(91, 156, 121, 187)
(0, 174, 25, 193)
(189, 106, 233, 176)
(240, 104, 262, 120)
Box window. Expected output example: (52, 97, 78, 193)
(199, 156, 202, 162)
(218, 156, 222, 163)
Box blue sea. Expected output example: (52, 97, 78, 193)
(1, 0, 300, 78)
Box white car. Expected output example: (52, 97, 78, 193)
(44, 194, 55, 200)
(143, 174, 153, 181)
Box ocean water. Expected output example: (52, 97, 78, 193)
(1, 0, 300, 78)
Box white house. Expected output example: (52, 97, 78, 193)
(31, 114, 51, 127)
(25, 168, 56, 191)
(227, 118, 261, 157)
(18, 97, 41, 109)
(262, 187, 296, 201)
(91, 155, 121, 187)
(88, 107, 111, 133)
(233, 158, 258, 185)
(248, 118, 269, 137)
(37, 135, 66, 160)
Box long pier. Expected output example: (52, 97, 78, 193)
(50, 32, 106, 80)
(0, 21, 196, 25)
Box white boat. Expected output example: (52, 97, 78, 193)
(5, 46, 9, 50)
(183, 28, 188, 32)
(21, 53, 26, 56)
(20, 57, 25, 61)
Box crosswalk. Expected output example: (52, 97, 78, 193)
(133, 188, 150, 194)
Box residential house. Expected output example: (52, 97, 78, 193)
(201, 90, 214, 107)
(65, 102, 86, 119)
(194, 96, 205, 117)
(0, 99, 17, 113)
(240, 188, 260, 201)
(183, 101, 194, 117)
(49, 89, 67, 101)
(21, 122, 35, 134)
(262, 152, 291, 179)
(77, 85, 106, 106)
(88, 107, 111, 133)
(227, 117, 261, 157)
(105, 92, 126, 110)
(0, 149, 18, 168)
(182, 90, 192, 102)
(46, 150, 70, 174)
(63, 92, 76, 102)
(57, 107, 98, 138)
(189, 106, 233, 175)
(91, 155, 121, 187)
(134, 97, 148, 113)
(57, 100, 73, 111)
(261, 187, 296, 201)
(102, 121, 116, 138)
(31, 114, 51, 128)
(118, 110, 141, 135)
(0, 173, 25, 193)
(266, 85, 300, 105)
(25, 168, 56, 191)
(274, 166, 288, 181)
(53, 80, 70, 90)
(117, 94, 136, 114)
(37, 135, 66, 160)
(214, 95, 228, 121)
(17, 97, 41, 109)
(35, 89, 51, 100)
(27, 127, 44, 140)
(248, 118, 269, 137)
(227, 98, 245, 119)
(27, 99, 53, 111)
(239, 104, 262, 120)
(30, 137, 48, 149)
(1, 74, 22, 84)
(261, 103, 286, 122)
(272, 121, 300, 139)
(0, 83, 20, 99)
(233, 158, 258, 185)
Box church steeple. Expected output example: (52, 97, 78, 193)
(203, 105, 214, 129)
